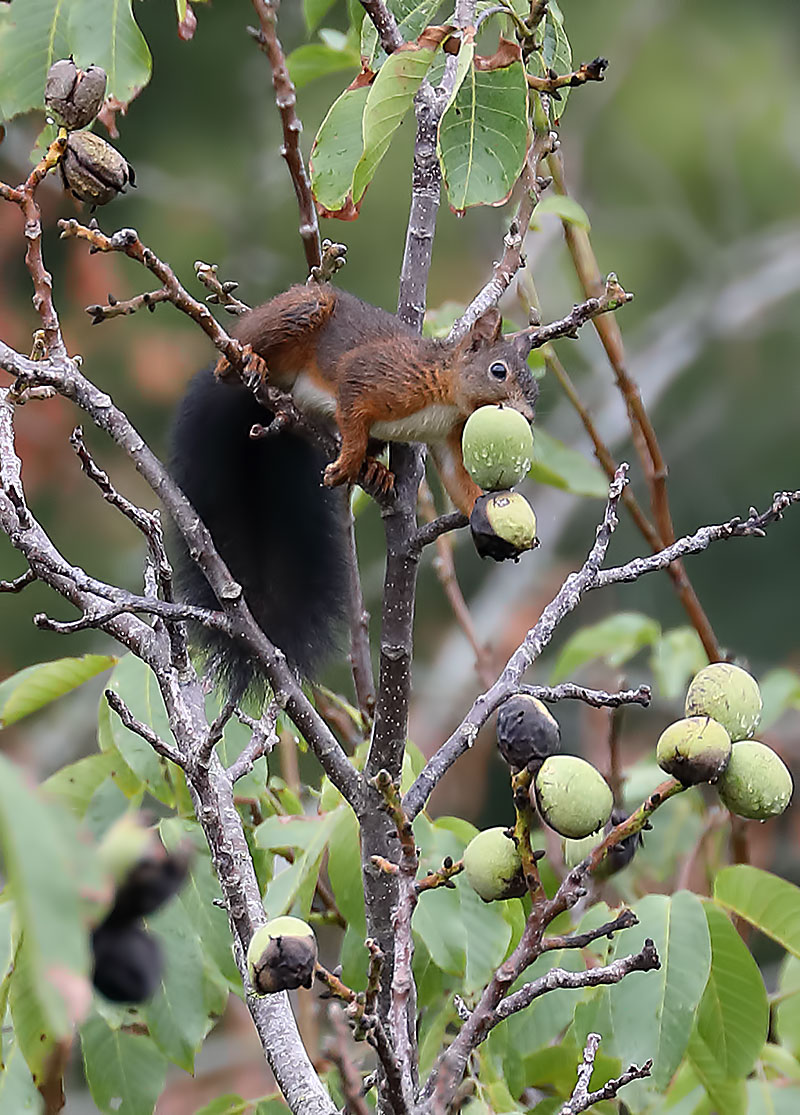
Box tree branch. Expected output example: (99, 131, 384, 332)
(248, 0, 322, 272)
(559, 1033, 652, 1115)
(105, 689, 185, 767)
(403, 476, 799, 822)
(493, 937, 660, 1025)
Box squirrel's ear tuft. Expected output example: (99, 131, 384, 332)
(468, 307, 503, 349)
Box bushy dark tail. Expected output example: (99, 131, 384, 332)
(169, 367, 349, 696)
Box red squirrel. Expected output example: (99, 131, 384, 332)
(214, 283, 539, 515)
(170, 284, 538, 692)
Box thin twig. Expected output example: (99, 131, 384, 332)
(85, 287, 170, 324)
(519, 682, 651, 709)
(0, 568, 36, 593)
(226, 702, 281, 781)
(547, 150, 722, 662)
(248, 1, 321, 271)
(195, 261, 250, 316)
(359, 0, 404, 55)
(493, 938, 660, 1024)
(105, 689, 185, 767)
(560, 1032, 653, 1115)
(448, 131, 559, 341)
(540, 908, 638, 952)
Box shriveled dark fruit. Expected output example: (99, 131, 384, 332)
(656, 716, 731, 786)
(91, 922, 162, 1003)
(534, 755, 613, 839)
(462, 404, 534, 492)
(247, 917, 318, 994)
(45, 59, 107, 129)
(496, 694, 560, 771)
(470, 490, 537, 562)
(685, 663, 762, 742)
(463, 827, 526, 902)
(60, 131, 135, 207)
(105, 847, 191, 926)
(717, 740, 793, 820)
(563, 809, 642, 878)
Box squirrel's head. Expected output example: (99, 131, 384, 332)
(454, 308, 539, 422)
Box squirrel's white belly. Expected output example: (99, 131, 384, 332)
(371, 405, 461, 443)
(291, 374, 338, 420)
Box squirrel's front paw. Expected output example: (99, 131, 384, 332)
(241, 345, 269, 389)
(323, 461, 351, 489)
(360, 458, 395, 497)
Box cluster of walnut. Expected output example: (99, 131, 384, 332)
(459, 662, 794, 905)
(45, 58, 134, 206)
(462, 405, 538, 561)
(657, 662, 793, 819)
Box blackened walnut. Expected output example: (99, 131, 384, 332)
(60, 131, 135, 207)
(45, 59, 107, 129)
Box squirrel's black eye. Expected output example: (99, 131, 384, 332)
(489, 361, 507, 380)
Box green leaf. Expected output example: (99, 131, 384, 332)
(747, 1081, 800, 1114)
(714, 866, 800, 959)
(42, 752, 115, 817)
(0, 654, 116, 727)
(0, 755, 89, 1036)
(352, 39, 441, 202)
(327, 804, 366, 934)
(81, 1014, 167, 1115)
(287, 43, 359, 88)
(67, 0, 152, 108)
(460, 878, 512, 994)
(775, 955, 800, 1058)
(689, 903, 767, 1085)
(0, 1040, 43, 1113)
(161, 818, 240, 990)
(530, 428, 608, 498)
(195, 1098, 251, 1115)
(104, 654, 178, 806)
(687, 1033, 748, 1115)
(360, 0, 443, 69)
(439, 58, 529, 213)
(412, 884, 466, 976)
(758, 668, 800, 731)
(533, 194, 590, 230)
(140, 900, 211, 1072)
(304, 0, 337, 31)
(571, 892, 711, 1104)
(263, 809, 341, 919)
(0, 0, 151, 123)
(539, 0, 572, 117)
(310, 83, 370, 214)
(650, 628, 709, 701)
(551, 612, 661, 682)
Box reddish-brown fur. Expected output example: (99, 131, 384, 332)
(214, 284, 538, 514)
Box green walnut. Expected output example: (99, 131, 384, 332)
(717, 740, 793, 820)
(462, 405, 534, 491)
(562, 831, 600, 869)
(247, 916, 317, 994)
(45, 59, 107, 130)
(470, 491, 537, 562)
(656, 716, 731, 785)
(463, 827, 525, 902)
(685, 663, 762, 742)
(496, 694, 560, 771)
(60, 131, 135, 207)
(534, 755, 613, 839)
